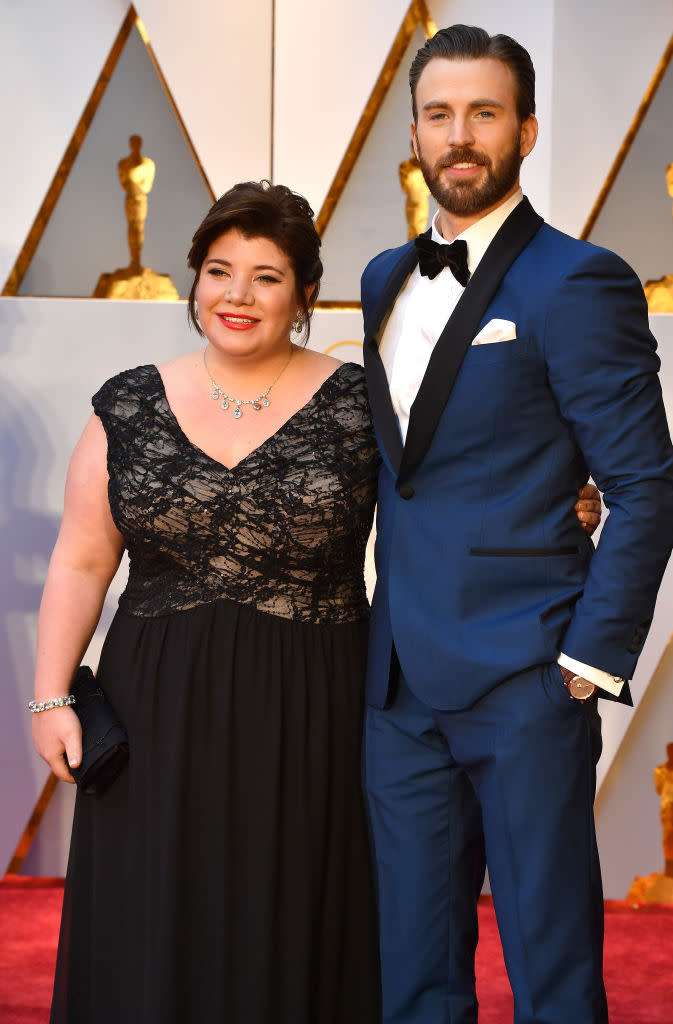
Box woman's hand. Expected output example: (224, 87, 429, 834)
(575, 483, 602, 536)
(32, 706, 82, 783)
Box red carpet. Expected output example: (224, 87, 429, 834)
(473, 898, 673, 1023)
(1, 878, 671, 1022)
(1, 877, 63, 1024)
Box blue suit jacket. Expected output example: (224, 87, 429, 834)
(362, 198, 673, 711)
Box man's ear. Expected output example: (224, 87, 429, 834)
(520, 114, 538, 159)
(410, 121, 420, 160)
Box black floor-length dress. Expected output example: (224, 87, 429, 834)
(50, 362, 382, 1023)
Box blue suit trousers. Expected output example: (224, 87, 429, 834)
(364, 664, 607, 1024)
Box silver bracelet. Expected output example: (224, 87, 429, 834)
(28, 695, 76, 713)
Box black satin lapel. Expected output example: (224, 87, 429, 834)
(363, 244, 419, 473)
(399, 199, 544, 482)
(363, 342, 403, 473)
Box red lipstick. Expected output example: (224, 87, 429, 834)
(216, 312, 260, 331)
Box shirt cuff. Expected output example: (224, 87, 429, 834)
(557, 653, 625, 697)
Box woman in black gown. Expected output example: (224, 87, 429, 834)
(33, 181, 381, 1023)
(31, 181, 601, 1023)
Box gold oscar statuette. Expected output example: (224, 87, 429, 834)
(643, 161, 673, 313)
(627, 742, 673, 903)
(94, 134, 179, 300)
(399, 151, 430, 241)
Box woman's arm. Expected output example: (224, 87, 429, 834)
(32, 414, 124, 782)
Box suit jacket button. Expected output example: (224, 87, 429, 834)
(399, 484, 415, 499)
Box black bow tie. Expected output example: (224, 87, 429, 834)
(414, 235, 470, 287)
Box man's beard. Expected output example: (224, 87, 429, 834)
(416, 135, 522, 217)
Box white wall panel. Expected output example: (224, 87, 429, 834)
(551, 0, 673, 236)
(319, 26, 428, 301)
(135, 0, 273, 194)
(0, 0, 128, 287)
(273, 0, 411, 213)
(585, 56, 673, 284)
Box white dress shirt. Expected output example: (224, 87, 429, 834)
(379, 188, 523, 441)
(377, 187, 624, 697)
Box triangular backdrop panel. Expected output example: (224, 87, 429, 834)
(319, 25, 436, 303)
(18, 22, 212, 299)
(585, 41, 673, 286)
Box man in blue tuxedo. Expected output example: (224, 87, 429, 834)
(362, 24, 673, 1024)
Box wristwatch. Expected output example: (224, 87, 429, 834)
(559, 665, 597, 701)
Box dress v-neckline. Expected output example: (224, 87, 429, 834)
(150, 363, 352, 473)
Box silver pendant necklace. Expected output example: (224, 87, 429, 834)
(203, 347, 293, 419)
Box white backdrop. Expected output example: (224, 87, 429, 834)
(1, 0, 672, 897)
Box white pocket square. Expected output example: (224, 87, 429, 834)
(472, 319, 517, 345)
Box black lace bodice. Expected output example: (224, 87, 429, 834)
(92, 363, 380, 623)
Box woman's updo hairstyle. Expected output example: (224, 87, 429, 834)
(187, 180, 323, 344)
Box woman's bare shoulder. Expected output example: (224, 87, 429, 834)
(156, 350, 202, 380)
(296, 347, 343, 378)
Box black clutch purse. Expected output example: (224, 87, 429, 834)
(66, 666, 129, 796)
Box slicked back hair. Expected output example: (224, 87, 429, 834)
(409, 24, 535, 124)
